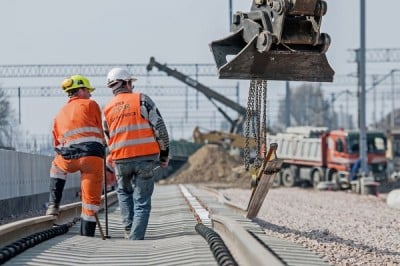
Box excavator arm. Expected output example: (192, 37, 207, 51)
(147, 57, 247, 133)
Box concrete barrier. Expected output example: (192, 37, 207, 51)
(0, 149, 81, 218)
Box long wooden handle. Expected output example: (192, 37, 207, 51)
(247, 143, 278, 210)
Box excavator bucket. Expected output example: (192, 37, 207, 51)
(210, 0, 334, 82)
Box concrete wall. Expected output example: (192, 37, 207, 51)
(0, 149, 81, 217)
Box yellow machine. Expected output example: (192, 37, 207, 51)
(192, 126, 256, 149)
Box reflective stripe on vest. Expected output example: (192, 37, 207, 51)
(63, 126, 103, 139)
(109, 136, 157, 151)
(104, 93, 160, 160)
(109, 123, 151, 138)
(82, 202, 100, 212)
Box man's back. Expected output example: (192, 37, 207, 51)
(53, 97, 102, 146)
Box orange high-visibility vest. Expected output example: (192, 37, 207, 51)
(53, 97, 104, 148)
(103, 92, 160, 160)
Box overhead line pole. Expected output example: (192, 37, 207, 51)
(229, 0, 233, 28)
(359, 0, 368, 174)
(18, 87, 21, 125)
(285, 81, 291, 127)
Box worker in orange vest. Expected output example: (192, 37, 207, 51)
(103, 68, 169, 240)
(46, 75, 105, 237)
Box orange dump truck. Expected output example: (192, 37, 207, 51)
(268, 127, 387, 188)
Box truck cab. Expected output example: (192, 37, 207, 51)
(326, 129, 387, 185)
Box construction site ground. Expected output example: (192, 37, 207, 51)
(159, 144, 400, 265)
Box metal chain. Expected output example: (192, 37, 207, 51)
(245, 80, 256, 171)
(253, 81, 263, 168)
(244, 79, 268, 170)
(261, 80, 267, 158)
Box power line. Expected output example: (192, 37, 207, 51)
(0, 63, 217, 78)
(1, 85, 239, 97)
(348, 48, 400, 63)
(1, 63, 399, 87)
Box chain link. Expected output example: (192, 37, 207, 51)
(244, 80, 268, 171)
(253, 81, 262, 168)
(244, 80, 255, 171)
(262, 80, 268, 158)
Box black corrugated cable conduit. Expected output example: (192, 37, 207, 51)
(195, 223, 238, 266)
(0, 219, 78, 265)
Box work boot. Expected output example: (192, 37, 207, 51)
(46, 203, 60, 216)
(46, 178, 66, 216)
(124, 226, 131, 239)
(124, 229, 130, 239)
(80, 220, 97, 237)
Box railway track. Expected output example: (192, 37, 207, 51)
(0, 184, 329, 266)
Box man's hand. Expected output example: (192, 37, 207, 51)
(160, 158, 169, 168)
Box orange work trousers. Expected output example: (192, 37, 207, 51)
(51, 154, 103, 222)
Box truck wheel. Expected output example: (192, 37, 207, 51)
(312, 170, 321, 188)
(331, 172, 345, 190)
(282, 169, 295, 187)
(327, 168, 336, 182)
(272, 173, 281, 187)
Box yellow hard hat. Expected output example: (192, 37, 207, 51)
(61, 75, 95, 93)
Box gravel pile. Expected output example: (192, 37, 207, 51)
(221, 187, 400, 265)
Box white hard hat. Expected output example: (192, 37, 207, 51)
(106, 68, 137, 87)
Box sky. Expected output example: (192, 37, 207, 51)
(0, 0, 400, 141)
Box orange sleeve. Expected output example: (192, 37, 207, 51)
(52, 118, 60, 147)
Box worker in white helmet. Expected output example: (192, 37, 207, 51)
(103, 68, 170, 240)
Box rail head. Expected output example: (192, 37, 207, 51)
(0, 191, 118, 247)
(211, 214, 285, 266)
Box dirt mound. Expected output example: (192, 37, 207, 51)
(160, 144, 251, 188)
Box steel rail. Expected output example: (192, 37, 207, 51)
(212, 214, 284, 266)
(0, 191, 118, 247)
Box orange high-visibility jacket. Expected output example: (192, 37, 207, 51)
(53, 97, 104, 149)
(103, 92, 160, 160)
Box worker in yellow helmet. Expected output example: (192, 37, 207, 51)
(46, 75, 106, 237)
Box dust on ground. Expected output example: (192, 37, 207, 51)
(159, 144, 252, 188)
